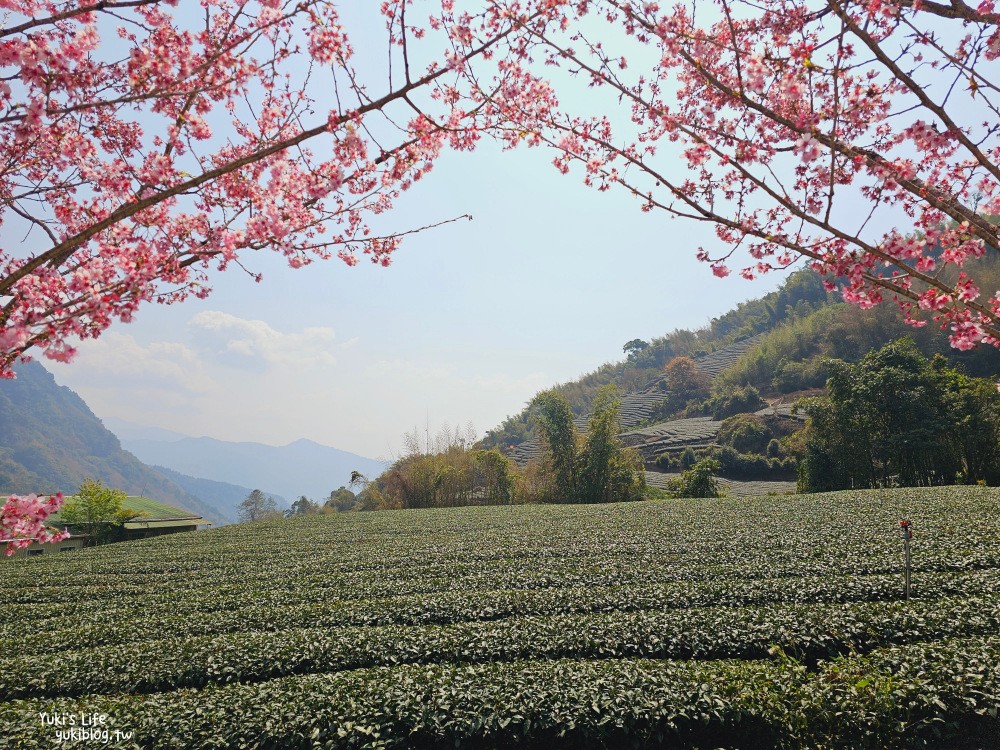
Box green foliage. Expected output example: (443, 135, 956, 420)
(59, 479, 137, 544)
(655, 448, 708, 474)
(366, 443, 516, 510)
(798, 338, 1000, 492)
(718, 293, 1000, 396)
(324, 486, 357, 513)
(578, 386, 646, 503)
(717, 413, 772, 454)
(622, 338, 649, 357)
(699, 415, 800, 479)
(710, 446, 798, 479)
(531, 390, 579, 501)
(654, 356, 712, 419)
(656, 445, 796, 479)
(680, 446, 698, 469)
(697, 384, 765, 420)
(285, 496, 320, 517)
(472, 449, 515, 505)
(708, 269, 832, 341)
(671, 458, 724, 498)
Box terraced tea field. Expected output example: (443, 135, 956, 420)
(691, 334, 766, 378)
(2, 488, 998, 749)
(621, 417, 724, 462)
(644, 470, 797, 497)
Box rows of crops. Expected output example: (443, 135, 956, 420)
(2, 487, 999, 748)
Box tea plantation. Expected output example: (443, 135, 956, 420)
(2, 487, 998, 749)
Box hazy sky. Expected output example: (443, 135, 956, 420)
(43, 138, 785, 460)
(37, 5, 789, 461)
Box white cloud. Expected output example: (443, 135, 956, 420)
(59, 332, 213, 394)
(189, 311, 337, 369)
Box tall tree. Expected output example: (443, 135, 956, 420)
(473, 449, 516, 505)
(533, 386, 645, 504)
(59, 479, 139, 545)
(578, 385, 645, 503)
(285, 496, 319, 517)
(673, 459, 725, 499)
(798, 338, 1000, 490)
(324, 486, 357, 513)
(531, 390, 579, 502)
(623, 339, 650, 357)
(238, 489, 279, 523)
(662, 356, 712, 414)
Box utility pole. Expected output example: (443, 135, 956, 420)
(899, 520, 913, 601)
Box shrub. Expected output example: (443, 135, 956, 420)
(717, 414, 772, 454)
(671, 458, 724, 498)
(700, 385, 765, 420)
(767, 439, 782, 458)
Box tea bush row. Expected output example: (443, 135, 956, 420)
(3, 594, 997, 700)
(1, 637, 997, 749)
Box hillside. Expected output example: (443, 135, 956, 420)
(485, 266, 1000, 495)
(480, 271, 832, 450)
(2, 488, 997, 747)
(0, 362, 228, 526)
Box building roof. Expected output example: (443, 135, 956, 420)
(49, 496, 210, 527)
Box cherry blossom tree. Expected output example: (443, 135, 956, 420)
(449, 0, 1000, 350)
(0, 0, 530, 544)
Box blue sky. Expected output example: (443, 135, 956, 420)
(44, 137, 786, 460)
(37, 3, 790, 460)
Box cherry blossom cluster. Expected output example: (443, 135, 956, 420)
(462, 0, 1000, 350)
(1, 494, 68, 555)
(0, 1, 522, 377)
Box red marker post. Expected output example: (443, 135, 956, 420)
(899, 520, 913, 601)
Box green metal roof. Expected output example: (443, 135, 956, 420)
(49, 496, 207, 524)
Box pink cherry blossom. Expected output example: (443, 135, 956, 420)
(0, 1, 508, 376)
(1, 494, 69, 555)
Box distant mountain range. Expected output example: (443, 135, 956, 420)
(0, 363, 386, 526)
(116, 430, 387, 502)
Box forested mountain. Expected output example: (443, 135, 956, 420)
(0, 362, 230, 525)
